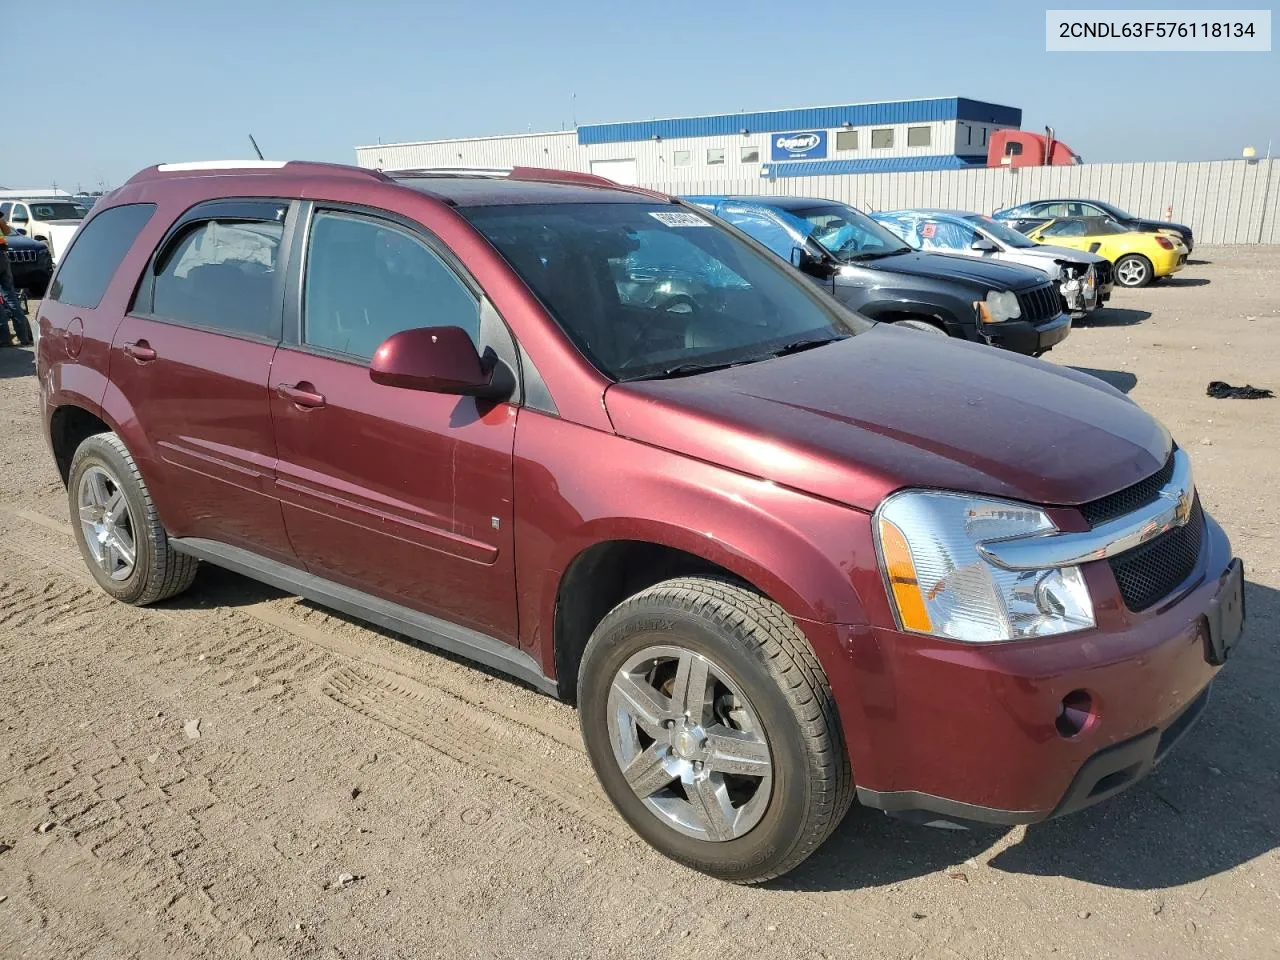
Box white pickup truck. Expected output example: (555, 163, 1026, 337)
(0, 197, 90, 263)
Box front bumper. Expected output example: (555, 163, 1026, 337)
(985, 310, 1071, 355)
(818, 514, 1239, 828)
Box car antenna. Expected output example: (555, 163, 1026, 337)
(248, 134, 265, 160)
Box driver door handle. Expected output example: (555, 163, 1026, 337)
(276, 382, 326, 409)
(123, 340, 157, 362)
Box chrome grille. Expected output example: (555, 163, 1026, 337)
(5, 248, 42, 263)
(1107, 498, 1204, 612)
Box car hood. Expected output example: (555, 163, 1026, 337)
(845, 250, 1046, 291)
(1017, 244, 1108, 265)
(605, 325, 1171, 512)
(3, 235, 47, 252)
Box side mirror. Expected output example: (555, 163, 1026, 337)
(369, 326, 512, 399)
(11, 213, 28, 224)
(970, 237, 999, 253)
(790, 245, 833, 278)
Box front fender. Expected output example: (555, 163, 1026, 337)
(512, 412, 885, 682)
(855, 292, 975, 338)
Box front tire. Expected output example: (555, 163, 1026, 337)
(68, 433, 198, 605)
(578, 577, 852, 883)
(895, 318, 947, 335)
(1114, 254, 1153, 288)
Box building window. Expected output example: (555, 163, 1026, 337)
(871, 128, 894, 149)
(673, 150, 692, 167)
(965, 124, 973, 146)
(981, 127, 988, 146)
(907, 126, 931, 147)
(835, 130, 858, 151)
(740, 145, 759, 163)
(707, 147, 725, 165)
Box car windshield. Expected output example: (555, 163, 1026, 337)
(789, 203, 912, 259)
(29, 201, 87, 220)
(966, 215, 1036, 248)
(461, 201, 870, 381)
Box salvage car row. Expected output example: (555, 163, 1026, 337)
(681, 194, 1192, 358)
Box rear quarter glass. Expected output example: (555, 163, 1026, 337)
(49, 204, 157, 309)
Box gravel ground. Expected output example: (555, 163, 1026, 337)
(0, 247, 1277, 960)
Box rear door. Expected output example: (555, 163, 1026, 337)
(268, 204, 520, 642)
(110, 199, 297, 562)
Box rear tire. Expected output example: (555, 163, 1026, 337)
(578, 576, 852, 883)
(68, 433, 198, 605)
(1114, 254, 1152, 288)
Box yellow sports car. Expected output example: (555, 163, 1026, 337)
(1021, 216, 1187, 288)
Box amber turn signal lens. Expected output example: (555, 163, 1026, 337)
(877, 517, 933, 633)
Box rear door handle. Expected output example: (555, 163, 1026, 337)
(123, 340, 157, 362)
(276, 382, 326, 409)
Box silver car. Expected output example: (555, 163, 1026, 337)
(872, 209, 1113, 319)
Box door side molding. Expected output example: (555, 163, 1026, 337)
(170, 537, 557, 695)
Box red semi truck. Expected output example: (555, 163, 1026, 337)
(988, 127, 1082, 167)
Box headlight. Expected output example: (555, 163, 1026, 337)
(975, 289, 1021, 324)
(874, 490, 1095, 643)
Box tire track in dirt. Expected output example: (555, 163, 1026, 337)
(320, 663, 626, 839)
(0, 503, 622, 842)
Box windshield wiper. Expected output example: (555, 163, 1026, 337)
(844, 247, 912, 261)
(624, 359, 756, 381)
(767, 335, 847, 357)
(624, 336, 846, 381)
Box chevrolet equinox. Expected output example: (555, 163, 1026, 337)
(35, 161, 1245, 883)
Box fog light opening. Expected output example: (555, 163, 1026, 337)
(1056, 690, 1094, 739)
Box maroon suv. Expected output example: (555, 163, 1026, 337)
(35, 161, 1245, 883)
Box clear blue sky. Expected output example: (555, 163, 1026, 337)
(5, 0, 1276, 190)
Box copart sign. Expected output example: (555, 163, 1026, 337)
(771, 130, 828, 161)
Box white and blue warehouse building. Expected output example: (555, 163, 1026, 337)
(354, 97, 1020, 186)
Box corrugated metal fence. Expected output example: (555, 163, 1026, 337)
(647, 159, 1280, 245)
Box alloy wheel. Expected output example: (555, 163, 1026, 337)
(606, 644, 773, 842)
(77, 465, 138, 581)
(1116, 257, 1149, 286)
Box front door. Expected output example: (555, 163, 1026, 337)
(269, 207, 519, 642)
(110, 199, 295, 562)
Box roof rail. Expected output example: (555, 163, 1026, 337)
(387, 167, 513, 179)
(124, 160, 393, 185)
(381, 164, 673, 201)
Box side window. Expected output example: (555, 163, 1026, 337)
(303, 212, 479, 360)
(150, 218, 284, 338)
(1042, 203, 1071, 218)
(1079, 203, 1106, 217)
(11, 203, 30, 223)
(916, 220, 976, 251)
(0, 203, 10, 218)
(1042, 220, 1086, 238)
(49, 203, 157, 309)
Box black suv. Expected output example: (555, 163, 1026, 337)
(687, 196, 1070, 357)
(5, 233, 55, 298)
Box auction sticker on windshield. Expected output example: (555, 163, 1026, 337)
(649, 211, 710, 227)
